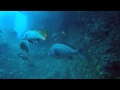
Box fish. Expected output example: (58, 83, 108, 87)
(20, 42, 29, 53)
(21, 29, 47, 43)
(20, 42, 30, 60)
(48, 43, 86, 60)
(18, 52, 29, 61)
(52, 33, 61, 43)
(51, 31, 66, 43)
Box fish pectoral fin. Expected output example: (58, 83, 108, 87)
(28, 40, 33, 43)
(37, 29, 47, 40)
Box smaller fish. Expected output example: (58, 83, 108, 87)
(20, 42, 30, 60)
(18, 52, 29, 61)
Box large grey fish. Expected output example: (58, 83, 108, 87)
(48, 43, 86, 60)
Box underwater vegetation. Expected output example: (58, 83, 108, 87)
(0, 11, 120, 79)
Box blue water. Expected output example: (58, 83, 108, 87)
(0, 11, 120, 79)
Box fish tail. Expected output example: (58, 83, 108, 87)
(42, 29, 47, 40)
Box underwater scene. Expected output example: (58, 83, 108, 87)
(0, 11, 120, 79)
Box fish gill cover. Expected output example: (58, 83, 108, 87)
(0, 11, 120, 79)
